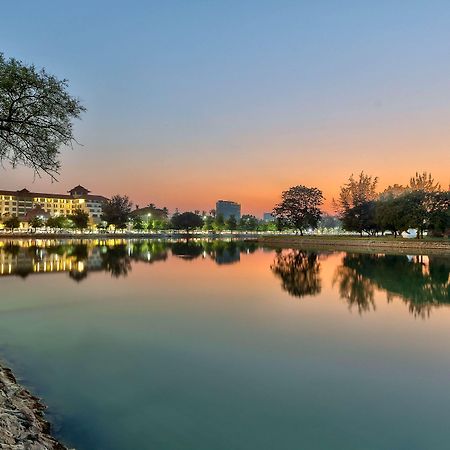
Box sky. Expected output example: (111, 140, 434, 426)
(1, 0, 449, 216)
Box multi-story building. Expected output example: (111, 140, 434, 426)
(0, 185, 108, 225)
(216, 200, 241, 220)
(263, 212, 274, 222)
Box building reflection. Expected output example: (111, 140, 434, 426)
(0, 239, 257, 281)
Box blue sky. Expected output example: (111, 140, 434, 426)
(2, 1, 449, 214)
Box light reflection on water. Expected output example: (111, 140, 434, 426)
(0, 239, 449, 450)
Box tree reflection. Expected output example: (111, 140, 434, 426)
(271, 249, 322, 298)
(334, 253, 450, 317)
(333, 259, 376, 313)
(100, 244, 132, 278)
(170, 241, 203, 260)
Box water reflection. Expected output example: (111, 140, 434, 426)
(0, 239, 256, 280)
(1, 240, 449, 318)
(271, 249, 323, 298)
(335, 253, 450, 317)
(271, 248, 449, 317)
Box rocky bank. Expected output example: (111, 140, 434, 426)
(0, 364, 69, 449)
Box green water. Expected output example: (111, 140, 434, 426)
(0, 239, 449, 450)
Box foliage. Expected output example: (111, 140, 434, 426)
(0, 53, 85, 178)
(171, 211, 203, 231)
(132, 216, 146, 231)
(102, 195, 133, 229)
(214, 213, 225, 231)
(273, 185, 323, 235)
(47, 215, 69, 229)
(226, 215, 238, 231)
(30, 216, 45, 229)
(335, 172, 378, 235)
(69, 209, 89, 230)
(409, 171, 441, 193)
(203, 215, 215, 231)
(3, 215, 20, 230)
(239, 214, 259, 231)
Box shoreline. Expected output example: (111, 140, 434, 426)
(0, 362, 69, 449)
(258, 236, 450, 255)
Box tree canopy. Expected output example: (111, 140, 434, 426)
(171, 211, 203, 231)
(273, 185, 323, 235)
(102, 195, 133, 229)
(0, 53, 85, 178)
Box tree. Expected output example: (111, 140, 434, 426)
(375, 196, 409, 237)
(335, 172, 378, 235)
(226, 215, 238, 232)
(132, 216, 146, 231)
(102, 195, 133, 230)
(273, 185, 324, 235)
(409, 171, 441, 193)
(30, 216, 45, 230)
(171, 211, 203, 232)
(239, 214, 259, 231)
(0, 53, 85, 178)
(427, 191, 450, 236)
(203, 215, 215, 231)
(69, 209, 89, 230)
(214, 213, 225, 231)
(3, 215, 20, 230)
(46, 215, 68, 229)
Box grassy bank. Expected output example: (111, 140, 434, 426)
(258, 235, 450, 255)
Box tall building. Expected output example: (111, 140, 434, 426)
(263, 212, 274, 222)
(0, 185, 108, 225)
(216, 200, 241, 220)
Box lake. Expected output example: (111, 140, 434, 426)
(0, 239, 449, 450)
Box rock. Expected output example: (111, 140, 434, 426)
(0, 364, 72, 449)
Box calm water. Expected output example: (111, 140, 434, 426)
(0, 239, 449, 450)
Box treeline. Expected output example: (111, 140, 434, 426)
(334, 171, 449, 237)
(270, 171, 449, 237)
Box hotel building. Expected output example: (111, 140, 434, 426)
(0, 185, 108, 225)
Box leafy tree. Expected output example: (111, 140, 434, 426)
(214, 213, 225, 231)
(239, 214, 259, 231)
(69, 209, 89, 230)
(102, 195, 133, 229)
(30, 216, 45, 229)
(409, 171, 441, 193)
(171, 211, 203, 232)
(203, 215, 215, 231)
(273, 185, 323, 235)
(375, 196, 409, 237)
(132, 216, 146, 231)
(426, 191, 450, 236)
(226, 215, 238, 231)
(335, 172, 378, 235)
(47, 215, 69, 229)
(3, 215, 20, 230)
(0, 53, 85, 178)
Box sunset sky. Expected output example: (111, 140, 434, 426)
(1, 1, 449, 215)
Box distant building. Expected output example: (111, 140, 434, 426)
(0, 185, 108, 225)
(263, 212, 274, 222)
(216, 200, 241, 220)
